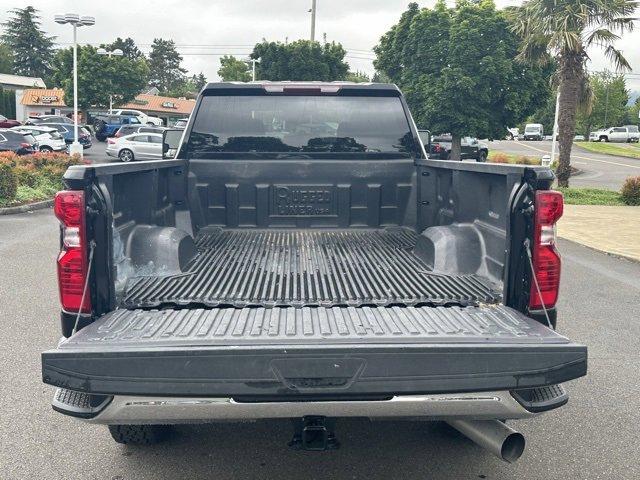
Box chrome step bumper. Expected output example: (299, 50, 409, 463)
(53, 389, 542, 425)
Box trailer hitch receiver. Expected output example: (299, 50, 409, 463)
(289, 416, 339, 451)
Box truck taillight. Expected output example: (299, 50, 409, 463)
(529, 190, 563, 310)
(54, 190, 91, 313)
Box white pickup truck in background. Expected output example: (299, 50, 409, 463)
(110, 109, 164, 127)
(589, 125, 640, 143)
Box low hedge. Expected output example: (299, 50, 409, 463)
(0, 152, 83, 207)
(0, 160, 17, 200)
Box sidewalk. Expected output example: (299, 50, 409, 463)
(558, 205, 640, 261)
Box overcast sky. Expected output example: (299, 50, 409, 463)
(3, 0, 640, 90)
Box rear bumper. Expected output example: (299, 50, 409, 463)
(54, 389, 540, 424)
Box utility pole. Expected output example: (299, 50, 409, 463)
(244, 58, 260, 82)
(310, 0, 317, 42)
(551, 89, 560, 165)
(54, 13, 95, 158)
(604, 74, 610, 127)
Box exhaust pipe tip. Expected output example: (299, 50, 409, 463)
(500, 431, 525, 463)
(447, 420, 526, 463)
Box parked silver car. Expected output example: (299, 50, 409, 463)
(106, 132, 163, 162)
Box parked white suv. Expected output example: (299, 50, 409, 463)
(111, 109, 163, 127)
(11, 125, 67, 152)
(590, 126, 639, 143)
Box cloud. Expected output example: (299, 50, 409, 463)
(2, 0, 638, 88)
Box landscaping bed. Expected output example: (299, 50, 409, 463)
(0, 152, 84, 208)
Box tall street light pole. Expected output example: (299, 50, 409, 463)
(55, 13, 95, 158)
(310, 0, 317, 42)
(97, 48, 123, 113)
(244, 58, 260, 82)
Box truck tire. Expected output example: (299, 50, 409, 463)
(108, 425, 172, 445)
(119, 149, 134, 162)
(39, 146, 53, 153)
(93, 119, 106, 134)
(599, 136, 608, 142)
(477, 150, 487, 162)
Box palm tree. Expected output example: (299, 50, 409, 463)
(511, 0, 637, 187)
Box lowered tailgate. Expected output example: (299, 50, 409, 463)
(42, 305, 587, 397)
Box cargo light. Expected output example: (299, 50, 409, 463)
(529, 190, 563, 310)
(54, 190, 91, 313)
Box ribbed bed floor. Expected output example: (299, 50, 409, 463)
(122, 228, 500, 308)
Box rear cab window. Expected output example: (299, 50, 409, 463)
(184, 90, 421, 159)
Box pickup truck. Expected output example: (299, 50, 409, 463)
(111, 109, 164, 127)
(42, 82, 587, 462)
(589, 126, 640, 143)
(92, 114, 142, 141)
(418, 131, 488, 161)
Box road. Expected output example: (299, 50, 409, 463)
(489, 140, 640, 190)
(1, 209, 639, 479)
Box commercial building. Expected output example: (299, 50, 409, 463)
(117, 93, 195, 125)
(18, 88, 68, 121)
(0, 74, 47, 121)
(15, 89, 195, 125)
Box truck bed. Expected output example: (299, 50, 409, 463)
(122, 228, 500, 309)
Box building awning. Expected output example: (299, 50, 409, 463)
(119, 94, 195, 116)
(21, 88, 66, 107)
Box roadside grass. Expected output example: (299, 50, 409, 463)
(574, 141, 640, 159)
(487, 151, 540, 165)
(558, 187, 626, 206)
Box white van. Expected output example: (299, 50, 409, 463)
(524, 123, 544, 141)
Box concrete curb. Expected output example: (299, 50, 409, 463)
(0, 199, 53, 215)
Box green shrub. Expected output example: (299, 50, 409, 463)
(0, 152, 83, 205)
(620, 176, 640, 206)
(0, 160, 18, 202)
(13, 163, 39, 188)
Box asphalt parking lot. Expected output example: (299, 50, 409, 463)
(490, 140, 640, 190)
(1, 209, 639, 479)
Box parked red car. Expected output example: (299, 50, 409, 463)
(0, 114, 21, 128)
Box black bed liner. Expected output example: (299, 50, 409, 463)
(42, 305, 587, 397)
(122, 228, 500, 309)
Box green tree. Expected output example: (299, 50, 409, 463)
(626, 96, 640, 125)
(193, 72, 208, 91)
(344, 70, 370, 82)
(0, 43, 13, 74)
(1, 7, 55, 80)
(217, 55, 251, 81)
(51, 45, 149, 113)
(512, 0, 636, 187)
(375, 0, 550, 159)
(579, 73, 629, 134)
(252, 40, 349, 81)
(166, 73, 208, 98)
(148, 39, 187, 93)
(108, 37, 145, 61)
